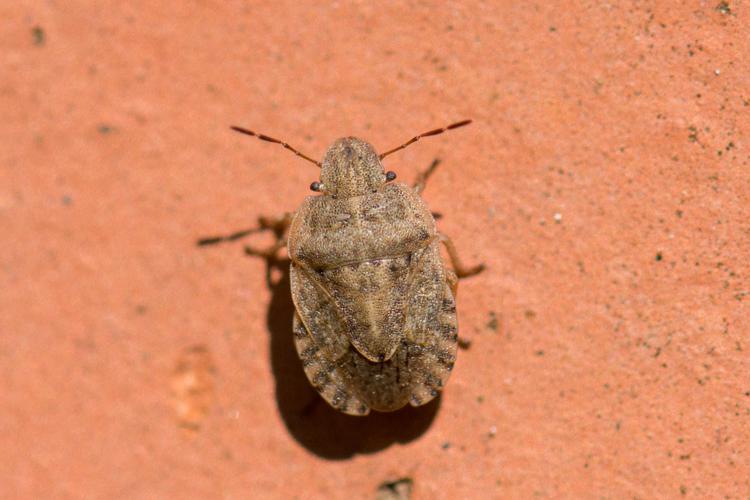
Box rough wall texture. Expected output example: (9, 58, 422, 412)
(2, 1, 748, 498)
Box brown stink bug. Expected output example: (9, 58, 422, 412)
(200, 120, 484, 415)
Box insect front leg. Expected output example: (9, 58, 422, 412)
(239, 212, 293, 287)
(196, 212, 292, 246)
(197, 226, 261, 246)
(242, 212, 293, 261)
(412, 159, 441, 196)
(197, 212, 292, 260)
(244, 235, 287, 260)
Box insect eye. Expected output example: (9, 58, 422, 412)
(310, 181, 322, 192)
(385, 171, 397, 182)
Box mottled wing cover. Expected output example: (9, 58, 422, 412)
(290, 243, 458, 414)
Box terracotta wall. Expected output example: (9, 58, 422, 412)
(2, 1, 748, 498)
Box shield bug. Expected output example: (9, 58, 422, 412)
(200, 120, 484, 415)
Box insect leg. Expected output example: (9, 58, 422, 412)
(437, 232, 485, 279)
(197, 226, 263, 246)
(196, 212, 292, 247)
(412, 159, 441, 196)
(444, 267, 458, 297)
(243, 212, 293, 260)
(244, 237, 287, 260)
(257, 212, 294, 235)
(219, 213, 292, 287)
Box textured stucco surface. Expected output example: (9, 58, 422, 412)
(2, 1, 749, 498)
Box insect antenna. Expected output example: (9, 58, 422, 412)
(379, 119, 472, 160)
(230, 126, 321, 167)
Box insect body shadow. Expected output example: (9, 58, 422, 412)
(262, 256, 440, 460)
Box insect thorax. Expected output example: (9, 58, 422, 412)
(289, 183, 443, 363)
(289, 184, 435, 269)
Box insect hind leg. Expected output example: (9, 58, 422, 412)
(438, 232, 485, 280)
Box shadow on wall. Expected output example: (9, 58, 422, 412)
(261, 256, 439, 460)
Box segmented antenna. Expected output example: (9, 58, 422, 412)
(230, 126, 321, 167)
(379, 119, 472, 160)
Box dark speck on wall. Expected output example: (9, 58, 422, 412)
(32, 26, 45, 46)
